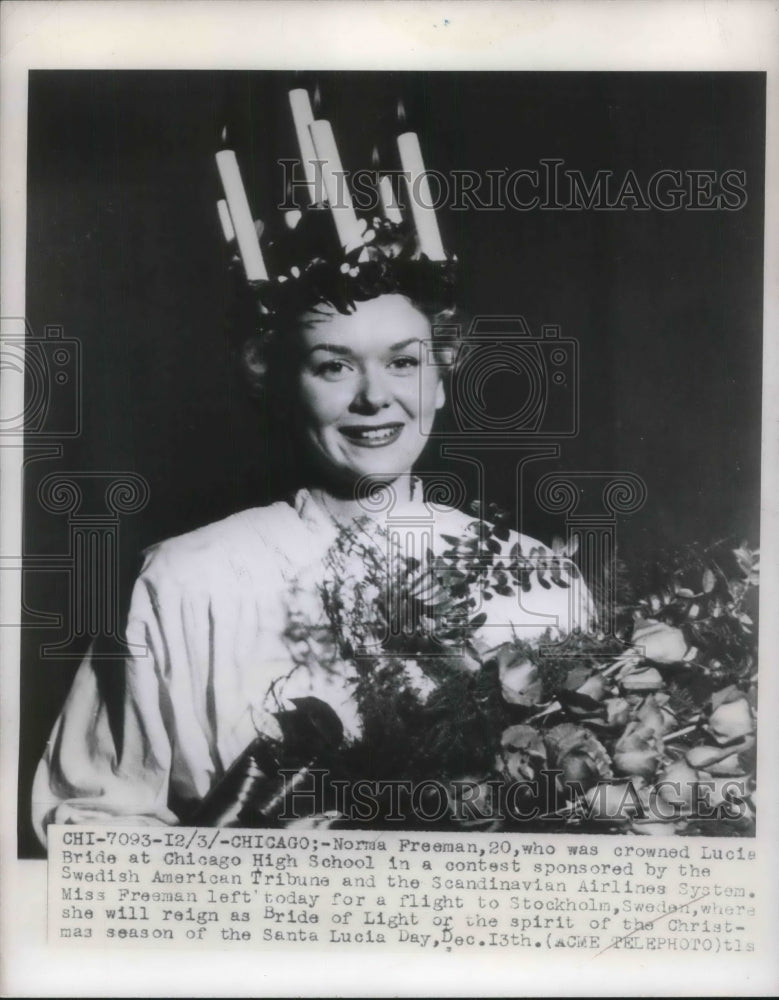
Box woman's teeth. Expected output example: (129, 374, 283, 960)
(358, 428, 395, 441)
(341, 425, 403, 446)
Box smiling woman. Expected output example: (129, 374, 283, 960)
(31, 90, 594, 844)
(296, 296, 445, 496)
(32, 283, 592, 840)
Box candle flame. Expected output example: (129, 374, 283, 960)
(313, 82, 321, 113)
(396, 99, 406, 125)
(371, 146, 380, 168)
(220, 125, 229, 146)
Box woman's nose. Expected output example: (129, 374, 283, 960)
(350, 367, 392, 412)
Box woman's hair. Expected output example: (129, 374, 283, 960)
(225, 213, 466, 402)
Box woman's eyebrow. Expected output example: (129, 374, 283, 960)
(306, 343, 353, 356)
(306, 337, 422, 357)
(388, 337, 423, 352)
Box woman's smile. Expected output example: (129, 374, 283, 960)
(338, 422, 405, 447)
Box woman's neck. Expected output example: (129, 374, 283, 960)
(308, 474, 416, 524)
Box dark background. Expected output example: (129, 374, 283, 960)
(19, 71, 764, 855)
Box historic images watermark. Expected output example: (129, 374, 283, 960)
(278, 160, 749, 214)
(0, 316, 149, 654)
(262, 770, 752, 828)
(0, 319, 81, 440)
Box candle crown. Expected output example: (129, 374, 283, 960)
(232, 208, 457, 336)
(214, 88, 457, 334)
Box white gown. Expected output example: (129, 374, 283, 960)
(32, 488, 593, 843)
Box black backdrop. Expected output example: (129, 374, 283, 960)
(19, 71, 764, 855)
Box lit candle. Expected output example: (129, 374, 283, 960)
(215, 150, 268, 281)
(308, 120, 364, 251)
(378, 175, 403, 224)
(397, 131, 446, 260)
(216, 199, 235, 242)
(288, 89, 323, 204)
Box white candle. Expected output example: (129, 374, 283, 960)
(288, 89, 322, 203)
(216, 199, 235, 242)
(308, 119, 364, 251)
(215, 150, 268, 281)
(397, 131, 446, 260)
(378, 175, 403, 224)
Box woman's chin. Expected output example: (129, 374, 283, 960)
(305, 440, 424, 496)
(344, 463, 411, 486)
(320, 461, 414, 498)
(329, 446, 416, 483)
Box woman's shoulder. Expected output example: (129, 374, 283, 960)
(138, 501, 304, 586)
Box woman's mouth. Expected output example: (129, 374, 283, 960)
(339, 423, 404, 448)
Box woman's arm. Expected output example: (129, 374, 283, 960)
(32, 560, 181, 847)
(31, 508, 297, 848)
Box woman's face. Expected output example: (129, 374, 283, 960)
(294, 295, 445, 486)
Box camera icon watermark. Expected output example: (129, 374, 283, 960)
(536, 471, 648, 640)
(422, 315, 578, 439)
(0, 317, 81, 438)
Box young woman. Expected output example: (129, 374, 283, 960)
(32, 120, 593, 840)
(32, 279, 593, 843)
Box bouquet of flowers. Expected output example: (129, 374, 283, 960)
(280, 505, 758, 837)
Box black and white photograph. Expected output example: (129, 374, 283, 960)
(16, 66, 764, 854)
(1, 2, 777, 997)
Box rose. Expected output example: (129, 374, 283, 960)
(613, 722, 661, 780)
(557, 750, 602, 794)
(686, 742, 752, 776)
(500, 661, 542, 705)
(447, 776, 500, 828)
(497, 724, 547, 783)
(707, 692, 754, 744)
(635, 693, 676, 738)
(492, 644, 542, 706)
(604, 697, 631, 728)
(576, 673, 608, 701)
(581, 781, 642, 823)
(619, 665, 665, 693)
(629, 618, 696, 664)
(543, 724, 613, 798)
(654, 759, 701, 814)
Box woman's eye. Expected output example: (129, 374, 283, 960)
(388, 355, 420, 372)
(315, 359, 353, 379)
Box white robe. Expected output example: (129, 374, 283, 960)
(32, 489, 593, 842)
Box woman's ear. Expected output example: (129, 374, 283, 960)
(435, 376, 446, 411)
